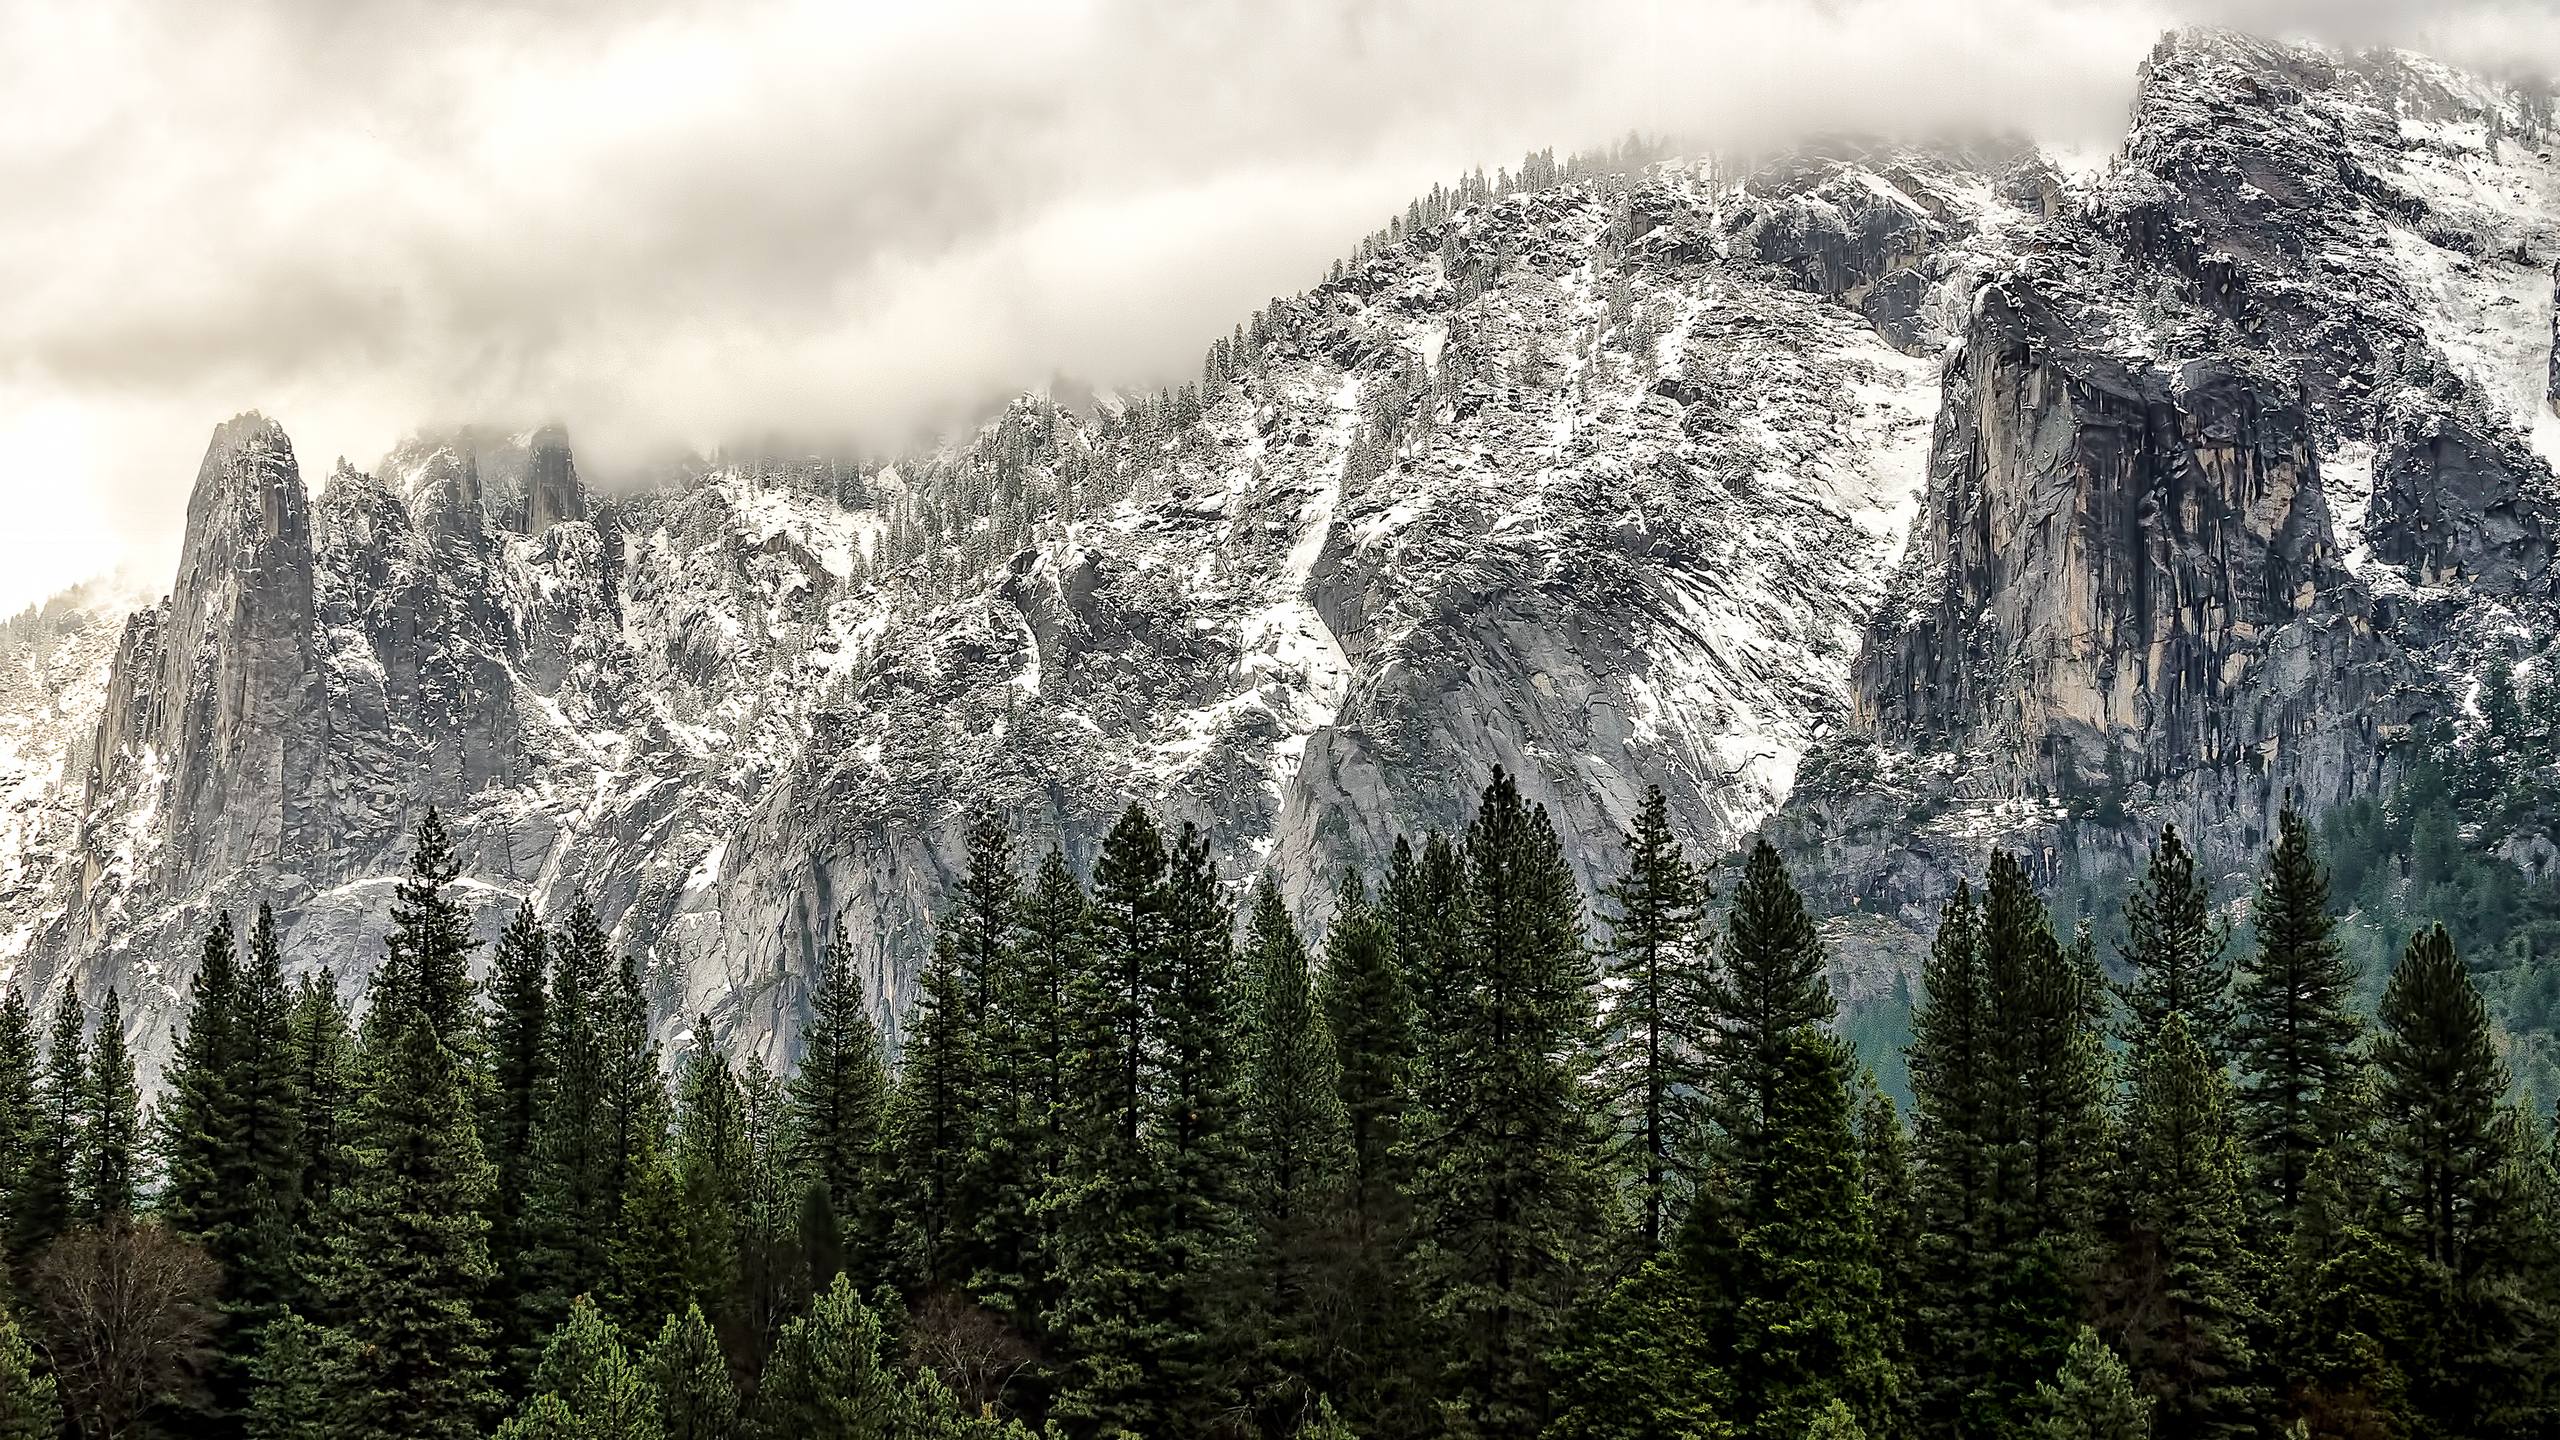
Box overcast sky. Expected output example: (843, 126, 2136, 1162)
(2, 0, 2554, 615)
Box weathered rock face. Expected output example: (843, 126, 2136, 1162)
(2366, 381, 2557, 593)
(7, 27, 2559, 1080)
(1802, 274, 2414, 918)
(81, 417, 329, 917)
(1778, 28, 2560, 929)
(2547, 260, 2558, 417)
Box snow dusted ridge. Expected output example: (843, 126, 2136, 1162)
(3, 28, 2557, 1075)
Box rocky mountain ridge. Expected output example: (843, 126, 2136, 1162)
(4, 28, 2556, 1079)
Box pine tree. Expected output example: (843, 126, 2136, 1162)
(1240, 875, 1349, 1419)
(1403, 772, 1610, 1440)
(527, 902, 615, 1336)
(487, 901, 553, 1375)
(2274, 1142, 2414, 1436)
(1596, 786, 1710, 1250)
(2375, 925, 2512, 1278)
(755, 1273, 1017, 1439)
(2234, 805, 2363, 1221)
(647, 1303, 741, 1440)
(1150, 821, 1247, 1432)
(1702, 840, 1834, 1203)
(1910, 861, 2111, 1439)
(945, 812, 1018, 1294)
(0, 989, 33, 1269)
(2371, 924, 2539, 1435)
(317, 811, 500, 1440)
(672, 1025, 748, 1328)
(788, 926, 892, 1290)
(613, 1146, 694, 1343)
(600, 951, 674, 1331)
(2033, 1328, 2151, 1440)
(1979, 854, 2111, 1434)
(0, 1303, 59, 1440)
(2116, 826, 2234, 1062)
(162, 906, 301, 1426)
(892, 927, 977, 1294)
(975, 847, 1085, 1328)
(18, 987, 83, 1268)
(1315, 873, 1421, 1435)
(2115, 1013, 2261, 1438)
(496, 1296, 664, 1440)
(733, 1055, 810, 1375)
(1544, 1255, 1728, 1440)
(1723, 1029, 1894, 1439)
(1856, 1075, 1920, 1433)
(80, 987, 138, 1225)
(284, 970, 356, 1308)
(1802, 1400, 1867, 1440)
(1048, 804, 1178, 1438)
(244, 1316, 349, 1440)
(1293, 1395, 1359, 1440)
(161, 911, 244, 1238)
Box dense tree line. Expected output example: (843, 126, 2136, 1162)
(0, 777, 2556, 1438)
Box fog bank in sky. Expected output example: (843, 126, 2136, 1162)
(2, 0, 2554, 611)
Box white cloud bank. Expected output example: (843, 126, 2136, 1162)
(1, 0, 2554, 612)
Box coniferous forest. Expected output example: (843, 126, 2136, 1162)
(0, 773, 2556, 1440)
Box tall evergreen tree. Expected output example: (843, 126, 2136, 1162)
(284, 970, 357, 1308)
(2375, 924, 2514, 1279)
(1240, 875, 1349, 1421)
(1910, 858, 2111, 1438)
(1702, 839, 1834, 1202)
(1857, 1075, 1921, 1434)
(2116, 826, 2234, 1061)
(1048, 804, 1178, 1439)
(1151, 821, 1248, 1433)
(1315, 874, 1422, 1436)
(1720, 1029, 1894, 1439)
(755, 1273, 1018, 1440)
(160, 911, 244, 1235)
(80, 987, 138, 1225)
(891, 927, 977, 1295)
(2115, 1014, 2261, 1439)
(19, 987, 83, 1267)
(1907, 884, 1990, 1436)
(163, 906, 301, 1427)
(1982, 855, 2112, 1432)
(672, 1025, 749, 1332)
(647, 1303, 741, 1440)
(527, 902, 615, 1335)
(2034, 1328, 2152, 1440)
(2233, 805, 2363, 1222)
(496, 1296, 664, 1440)
(0, 988, 34, 1270)
(788, 925, 892, 1289)
(2370, 923, 2543, 1436)
(732, 1054, 809, 1376)
(316, 810, 500, 1440)
(600, 951, 674, 1330)
(1402, 772, 1609, 1440)
(245, 1316, 352, 1440)
(1543, 1253, 1727, 1440)
(975, 847, 1086, 1329)
(945, 812, 1018, 1293)
(1596, 786, 1709, 1250)
(2273, 1139, 2413, 1438)
(486, 901, 553, 1375)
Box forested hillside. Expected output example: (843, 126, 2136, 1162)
(0, 773, 2551, 1440)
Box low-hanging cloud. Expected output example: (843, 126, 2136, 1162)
(1, 0, 2553, 612)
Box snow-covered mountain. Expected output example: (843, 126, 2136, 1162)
(4, 29, 2556, 1078)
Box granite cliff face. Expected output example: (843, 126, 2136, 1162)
(3, 29, 2557, 1075)
(1779, 30, 2560, 928)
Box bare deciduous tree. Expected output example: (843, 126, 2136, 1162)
(906, 1289, 1035, 1418)
(33, 1222, 219, 1440)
